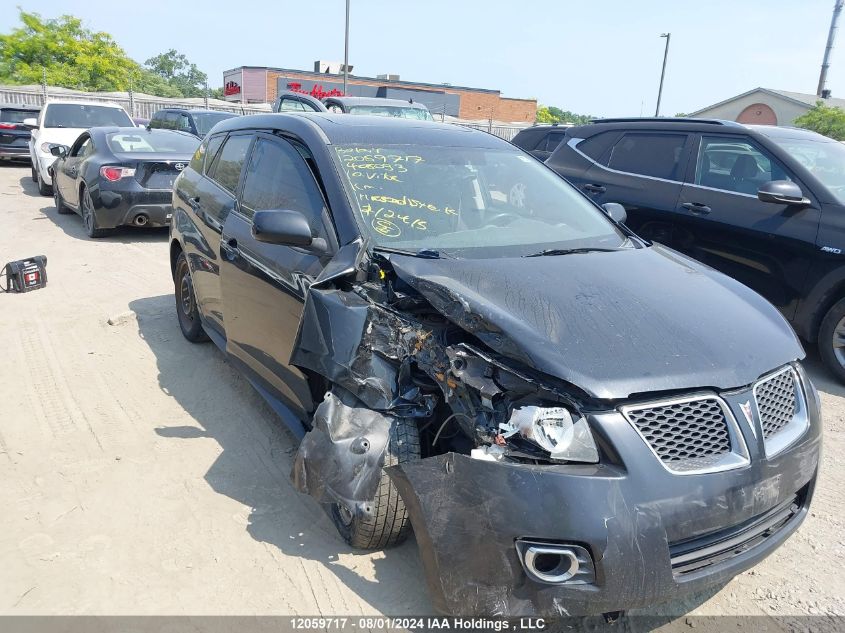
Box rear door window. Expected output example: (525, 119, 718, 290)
(207, 134, 252, 194)
(607, 133, 688, 180)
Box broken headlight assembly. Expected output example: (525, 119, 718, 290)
(499, 405, 599, 463)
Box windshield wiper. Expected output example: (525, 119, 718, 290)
(523, 247, 620, 258)
(372, 246, 444, 259)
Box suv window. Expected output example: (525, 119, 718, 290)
(278, 98, 310, 112)
(544, 132, 567, 153)
(240, 137, 327, 236)
(43, 103, 132, 128)
(208, 134, 252, 194)
(607, 133, 687, 179)
(203, 134, 226, 175)
(177, 113, 193, 133)
(576, 132, 617, 163)
(695, 136, 790, 196)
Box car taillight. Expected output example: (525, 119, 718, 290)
(0, 122, 17, 129)
(100, 166, 136, 181)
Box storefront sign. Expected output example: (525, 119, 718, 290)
(287, 82, 343, 100)
(224, 81, 241, 96)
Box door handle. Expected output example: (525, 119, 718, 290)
(682, 202, 712, 215)
(583, 183, 606, 194)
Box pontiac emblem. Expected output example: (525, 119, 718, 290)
(740, 400, 757, 436)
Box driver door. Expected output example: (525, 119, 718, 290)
(219, 133, 335, 417)
(674, 134, 820, 317)
(59, 133, 93, 208)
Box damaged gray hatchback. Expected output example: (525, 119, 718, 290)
(169, 113, 821, 617)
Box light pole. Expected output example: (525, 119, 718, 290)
(655, 32, 671, 117)
(343, 0, 350, 95)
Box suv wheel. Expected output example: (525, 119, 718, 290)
(819, 297, 845, 382)
(36, 167, 52, 196)
(31, 164, 38, 183)
(174, 251, 209, 343)
(330, 415, 420, 549)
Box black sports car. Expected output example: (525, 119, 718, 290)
(48, 126, 199, 237)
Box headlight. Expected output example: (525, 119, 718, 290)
(39, 142, 54, 153)
(501, 406, 599, 463)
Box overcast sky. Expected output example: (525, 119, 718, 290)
(1, 0, 842, 117)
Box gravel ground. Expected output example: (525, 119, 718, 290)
(0, 162, 842, 629)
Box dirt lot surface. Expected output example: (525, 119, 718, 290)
(0, 162, 843, 628)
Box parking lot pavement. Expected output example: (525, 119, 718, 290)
(0, 161, 843, 624)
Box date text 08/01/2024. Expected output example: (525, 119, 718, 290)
(289, 617, 548, 631)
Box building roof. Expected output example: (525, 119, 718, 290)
(226, 65, 503, 96)
(691, 87, 845, 116)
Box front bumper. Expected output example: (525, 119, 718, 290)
(92, 187, 173, 229)
(387, 370, 822, 616)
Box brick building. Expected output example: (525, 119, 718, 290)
(222, 63, 537, 123)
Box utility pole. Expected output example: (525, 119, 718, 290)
(41, 67, 47, 105)
(818, 0, 844, 97)
(343, 0, 350, 95)
(655, 33, 671, 116)
(204, 80, 209, 109)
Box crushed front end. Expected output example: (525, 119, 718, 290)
(288, 243, 822, 616)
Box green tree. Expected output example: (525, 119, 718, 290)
(535, 104, 592, 125)
(144, 49, 208, 98)
(0, 9, 137, 91)
(794, 100, 845, 141)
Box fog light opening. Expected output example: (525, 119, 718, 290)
(523, 545, 579, 584)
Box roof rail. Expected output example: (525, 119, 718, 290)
(591, 117, 741, 126)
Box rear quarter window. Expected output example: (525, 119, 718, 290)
(607, 133, 688, 180)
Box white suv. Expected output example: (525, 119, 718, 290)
(26, 100, 133, 195)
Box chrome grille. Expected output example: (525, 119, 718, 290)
(624, 398, 731, 465)
(754, 368, 798, 439)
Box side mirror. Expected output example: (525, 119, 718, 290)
(602, 202, 627, 224)
(252, 209, 313, 247)
(757, 180, 810, 206)
(49, 145, 67, 158)
(22, 117, 37, 128)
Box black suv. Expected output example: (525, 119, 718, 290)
(547, 118, 845, 382)
(149, 108, 237, 138)
(169, 113, 819, 617)
(0, 103, 40, 161)
(511, 124, 571, 160)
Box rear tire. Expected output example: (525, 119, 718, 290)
(81, 188, 110, 238)
(174, 251, 209, 343)
(330, 416, 420, 549)
(36, 167, 52, 196)
(819, 297, 845, 383)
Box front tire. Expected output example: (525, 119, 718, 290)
(819, 297, 845, 383)
(174, 251, 209, 343)
(36, 167, 52, 196)
(54, 186, 72, 214)
(31, 164, 38, 182)
(330, 416, 420, 549)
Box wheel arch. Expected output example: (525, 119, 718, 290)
(170, 239, 183, 281)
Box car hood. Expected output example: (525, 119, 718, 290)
(35, 128, 90, 148)
(389, 244, 804, 400)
